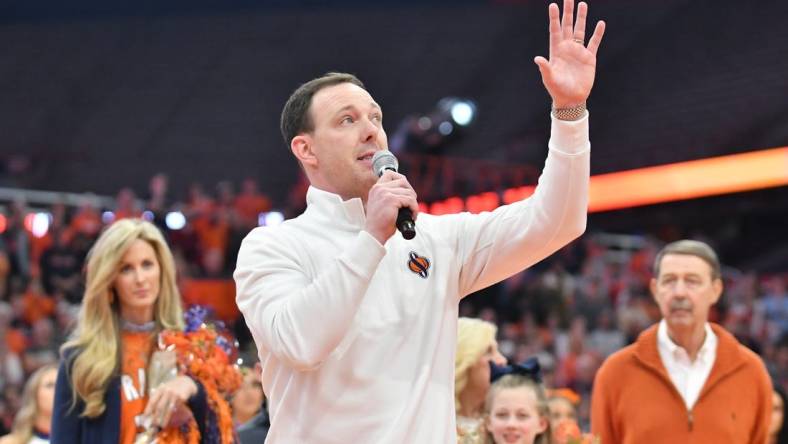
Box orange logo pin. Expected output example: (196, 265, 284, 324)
(407, 251, 431, 279)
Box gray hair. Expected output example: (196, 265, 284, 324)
(653, 239, 721, 280)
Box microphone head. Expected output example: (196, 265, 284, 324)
(371, 150, 399, 177)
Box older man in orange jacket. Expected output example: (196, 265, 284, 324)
(591, 240, 772, 444)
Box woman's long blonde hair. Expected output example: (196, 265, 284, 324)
(454, 317, 497, 411)
(5, 364, 58, 444)
(61, 219, 184, 418)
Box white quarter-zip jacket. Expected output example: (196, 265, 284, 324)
(234, 114, 590, 444)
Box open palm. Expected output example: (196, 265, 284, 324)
(534, 0, 606, 109)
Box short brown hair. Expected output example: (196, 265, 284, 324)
(653, 239, 721, 280)
(280, 72, 365, 146)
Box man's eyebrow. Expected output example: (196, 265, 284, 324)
(335, 105, 355, 114)
(333, 102, 382, 116)
(660, 271, 704, 279)
(331, 105, 357, 119)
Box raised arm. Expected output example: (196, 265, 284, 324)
(454, 0, 604, 296)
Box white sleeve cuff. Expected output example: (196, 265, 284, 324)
(548, 111, 591, 155)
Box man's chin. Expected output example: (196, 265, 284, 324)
(666, 314, 696, 328)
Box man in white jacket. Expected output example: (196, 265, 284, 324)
(234, 1, 605, 442)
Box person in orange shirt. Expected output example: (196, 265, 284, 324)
(192, 213, 229, 271)
(51, 219, 236, 444)
(591, 240, 772, 444)
(113, 188, 141, 221)
(69, 198, 102, 239)
(19, 279, 55, 326)
(233, 178, 271, 228)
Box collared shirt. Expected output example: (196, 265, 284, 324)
(657, 319, 717, 410)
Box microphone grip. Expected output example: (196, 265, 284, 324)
(396, 207, 416, 240)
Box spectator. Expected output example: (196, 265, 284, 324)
(51, 219, 235, 443)
(236, 363, 270, 444)
(770, 386, 788, 444)
(0, 303, 24, 393)
(591, 240, 773, 443)
(586, 308, 625, 358)
(68, 197, 101, 240)
(484, 369, 550, 444)
(547, 388, 580, 434)
(758, 276, 788, 343)
(455, 317, 506, 443)
(112, 188, 140, 221)
(39, 231, 82, 304)
(21, 318, 58, 375)
(2, 202, 31, 289)
(234, 178, 271, 228)
(18, 280, 54, 327)
(145, 173, 170, 232)
(0, 364, 57, 444)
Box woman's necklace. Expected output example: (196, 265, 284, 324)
(121, 319, 156, 332)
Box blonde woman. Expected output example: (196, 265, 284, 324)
(455, 317, 506, 444)
(51, 219, 224, 443)
(0, 364, 57, 444)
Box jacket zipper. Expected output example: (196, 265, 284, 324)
(687, 410, 694, 431)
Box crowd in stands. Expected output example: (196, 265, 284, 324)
(0, 173, 786, 439)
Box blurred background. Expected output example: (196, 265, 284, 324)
(0, 0, 786, 432)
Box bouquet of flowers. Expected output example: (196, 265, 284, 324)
(553, 420, 601, 444)
(156, 305, 243, 444)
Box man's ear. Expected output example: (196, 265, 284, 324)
(650, 277, 659, 303)
(291, 134, 317, 168)
(711, 277, 723, 305)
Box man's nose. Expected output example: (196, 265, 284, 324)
(673, 279, 690, 295)
(361, 117, 379, 143)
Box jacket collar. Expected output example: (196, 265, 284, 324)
(634, 322, 747, 401)
(303, 186, 367, 232)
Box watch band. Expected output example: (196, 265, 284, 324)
(552, 102, 587, 121)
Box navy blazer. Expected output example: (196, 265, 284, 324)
(51, 351, 207, 444)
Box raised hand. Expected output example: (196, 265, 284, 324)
(534, 0, 606, 109)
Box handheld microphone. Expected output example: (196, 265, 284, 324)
(371, 150, 416, 240)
